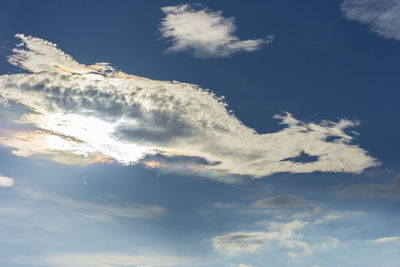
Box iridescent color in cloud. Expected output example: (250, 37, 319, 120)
(0, 34, 379, 178)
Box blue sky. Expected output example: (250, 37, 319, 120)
(0, 1, 399, 266)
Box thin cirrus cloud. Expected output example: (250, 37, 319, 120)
(254, 195, 308, 208)
(337, 175, 400, 199)
(0, 175, 14, 187)
(0, 34, 379, 178)
(159, 4, 274, 58)
(15, 185, 166, 221)
(341, 0, 400, 40)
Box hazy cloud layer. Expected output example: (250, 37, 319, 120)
(338, 175, 400, 199)
(341, 0, 400, 40)
(160, 4, 273, 58)
(0, 34, 379, 178)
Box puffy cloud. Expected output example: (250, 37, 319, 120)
(0, 34, 379, 178)
(160, 4, 273, 58)
(371, 236, 399, 244)
(254, 195, 308, 208)
(341, 0, 400, 40)
(0, 175, 14, 187)
(337, 175, 400, 199)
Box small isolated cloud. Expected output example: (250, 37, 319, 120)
(371, 236, 399, 244)
(0, 175, 14, 187)
(0, 34, 379, 179)
(337, 175, 400, 199)
(160, 4, 273, 58)
(341, 0, 400, 40)
(254, 195, 308, 208)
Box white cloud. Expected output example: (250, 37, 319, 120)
(212, 219, 312, 256)
(341, 0, 400, 40)
(0, 175, 14, 187)
(0, 34, 379, 178)
(371, 236, 399, 244)
(212, 208, 356, 257)
(160, 4, 273, 58)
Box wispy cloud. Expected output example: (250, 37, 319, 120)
(341, 0, 400, 40)
(213, 219, 312, 257)
(254, 195, 308, 208)
(212, 206, 364, 258)
(0, 34, 379, 178)
(0, 175, 14, 187)
(371, 236, 399, 244)
(337, 175, 400, 199)
(16, 186, 165, 221)
(160, 4, 273, 58)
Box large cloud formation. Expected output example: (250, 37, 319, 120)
(160, 4, 273, 58)
(0, 34, 379, 178)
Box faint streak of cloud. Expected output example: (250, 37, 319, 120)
(160, 4, 273, 58)
(371, 236, 399, 244)
(17, 186, 165, 221)
(337, 175, 400, 199)
(254, 195, 308, 208)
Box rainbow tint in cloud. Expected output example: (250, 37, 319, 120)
(143, 160, 239, 183)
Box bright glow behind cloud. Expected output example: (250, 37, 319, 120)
(0, 34, 379, 177)
(160, 4, 273, 58)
